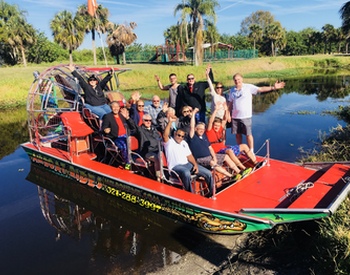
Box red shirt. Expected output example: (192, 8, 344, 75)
(138, 111, 144, 126)
(206, 126, 226, 153)
(114, 115, 126, 136)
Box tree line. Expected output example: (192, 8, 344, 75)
(1, 0, 350, 67)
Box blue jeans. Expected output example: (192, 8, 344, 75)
(114, 135, 128, 163)
(85, 103, 111, 119)
(172, 162, 213, 195)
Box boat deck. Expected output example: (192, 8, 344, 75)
(23, 143, 350, 216)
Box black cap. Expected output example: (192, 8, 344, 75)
(88, 74, 98, 82)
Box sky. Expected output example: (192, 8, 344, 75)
(7, 0, 346, 49)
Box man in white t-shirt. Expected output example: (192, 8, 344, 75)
(228, 73, 285, 153)
(163, 116, 214, 196)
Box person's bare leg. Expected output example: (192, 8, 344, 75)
(246, 134, 254, 152)
(209, 159, 234, 177)
(236, 133, 242, 145)
(239, 144, 257, 163)
(213, 165, 233, 177)
(225, 149, 245, 171)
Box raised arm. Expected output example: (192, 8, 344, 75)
(206, 66, 216, 97)
(100, 70, 113, 89)
(68, 64, 89, 90)
(189, 108, 199, 138)
(155, 75, 169, 90)
(257, 81, 286, 93)
(163, 116, 176, 142)
(207, 106, 218, 131)
(205, 63, 214, 83)
(121, 108, 138, 133)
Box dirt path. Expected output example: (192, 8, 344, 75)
(148, 233, 277, 275)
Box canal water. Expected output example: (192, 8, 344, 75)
(0, 75, 349, 274)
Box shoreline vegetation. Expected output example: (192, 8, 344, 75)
(2, 55, 350, 273)
(1, 55, 350, 110)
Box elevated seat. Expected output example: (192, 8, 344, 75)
(60, 112, 95, 161)
(82, 108, 100, 132)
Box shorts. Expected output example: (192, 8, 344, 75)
(218, 145, 240, 156)
(231, 118, 252, 135)
(197, 154, 226, 167)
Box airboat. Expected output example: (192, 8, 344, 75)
(21, 64, 350, 234)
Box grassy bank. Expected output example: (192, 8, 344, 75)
(0, 55, 349, 110)
(219, 113, 350, 274)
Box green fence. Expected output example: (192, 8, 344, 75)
(123, 49, 258, 63)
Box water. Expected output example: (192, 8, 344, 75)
(0, 75, 349, 274)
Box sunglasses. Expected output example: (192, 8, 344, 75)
(176, 134, 185, 138)
(187, 77, 194, 80)
(138, 105, 144, 107)
(143, 119, 152, 122)
(216, 86, 223, 89)
(153, 100, 160, 102)
(183, 110, 191, 113)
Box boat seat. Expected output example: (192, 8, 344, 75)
(60, 112, 95, 160)
(82, 108, 100, 132)
(82, 107, 104, 157)
(102, 136, 124, 166)
(159, 151, 185, 189)
(159, 151, 207, 195)
(127, 135, 154, 177)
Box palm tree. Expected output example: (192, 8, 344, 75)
(322, 24, 336, 54)
(107, 22, 137, 65)
(164, 25, 181, 45)
(50, 10, 85, 65)
(248, 24, 262, 57)
(0, 1, 35, 66)
(264, 22, 285, 56)
(174, 0, 219, 66)
(340, 2, 350, 35)
(76, 4, 109, 65)
(6, 18, 35, 67)
(205, 22, 219, 57)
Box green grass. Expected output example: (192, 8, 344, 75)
(1, 55, 349, 110)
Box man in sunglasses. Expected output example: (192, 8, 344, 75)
(163, 116, 214, 196)
(144, 95, 162, 126)
(123, 111, 163, 180)
(181, 64, 214, 123)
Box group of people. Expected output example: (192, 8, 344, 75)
(69, 64, 285, 197)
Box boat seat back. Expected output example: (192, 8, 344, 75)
(102, 136, 125, 166)
(54, 74, 77, 102)
(60, 112, 94, 156)
(159, 151, 209, 196)
(60, 112, 94, 137)
(158, 151, 185, 189)
(127, 136, 153, 175)
(82, 108, 101, 132)
(129, 135, 139, 151)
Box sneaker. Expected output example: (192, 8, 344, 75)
(232, 173, 242, 182)
(125, 163, 131, 170)
(254, 160, 267, 171)
(240, 167, 252, 178)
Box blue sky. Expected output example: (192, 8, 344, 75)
(7, 0, 345, 49)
